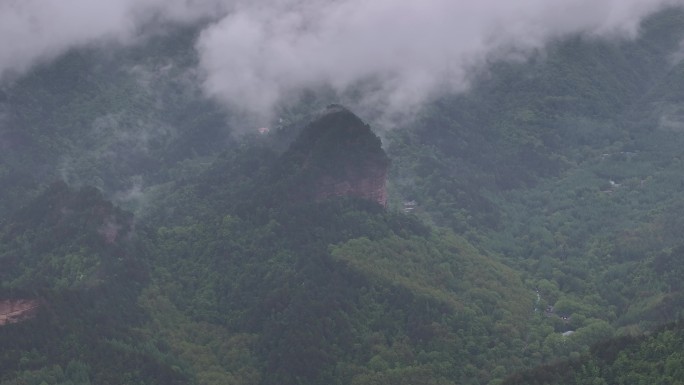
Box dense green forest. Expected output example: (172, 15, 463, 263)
(503, 321, 684, 385)
(1, 6, 683, 385)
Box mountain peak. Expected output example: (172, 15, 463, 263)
(281, 106, 389, 206)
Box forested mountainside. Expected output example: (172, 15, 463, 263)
(0, 6, 684, 385)
(389, 8, 684, 332)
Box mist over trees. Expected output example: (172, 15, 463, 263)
(1, 3, 684, 385)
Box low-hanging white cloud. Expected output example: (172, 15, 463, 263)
(196, 0, 684, 120)
(1, 0, 683, 121)
(0, 0, 227, 80)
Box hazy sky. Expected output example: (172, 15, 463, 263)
(1, 0, 683, 119)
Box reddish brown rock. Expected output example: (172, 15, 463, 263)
(314, 163, 388, 206)
(0, 299, 40, 326)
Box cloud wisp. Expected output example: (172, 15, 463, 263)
(0, 0, 226, 80)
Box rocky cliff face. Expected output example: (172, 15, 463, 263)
(280, 105, 389, 206)
(314, 164, 388, 206)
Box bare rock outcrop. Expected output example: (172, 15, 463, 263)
(0, 299, 40, 326)
(315, 165, 388, 206)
